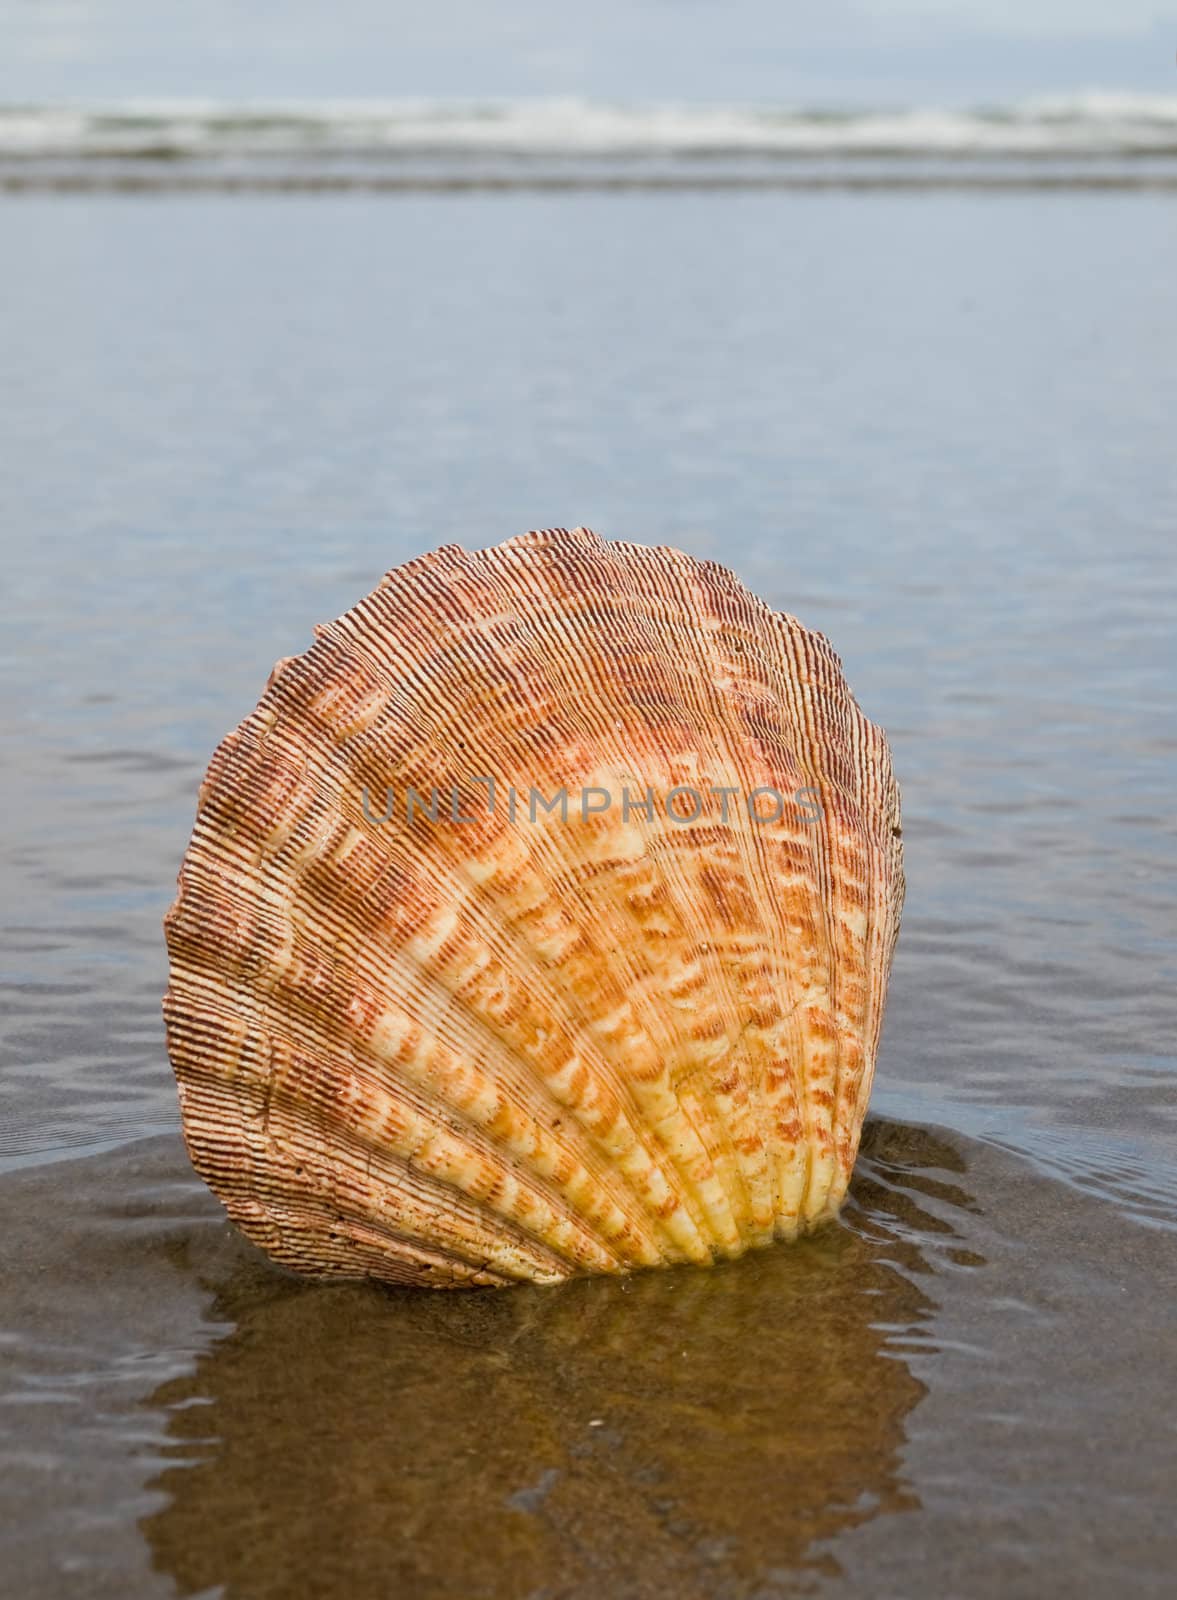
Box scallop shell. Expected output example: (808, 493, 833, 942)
(163, 528, 903, 1287)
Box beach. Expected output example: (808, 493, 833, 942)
(2, 163, 1176, 1595)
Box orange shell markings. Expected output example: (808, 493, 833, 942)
(163, 528, 904, 1287)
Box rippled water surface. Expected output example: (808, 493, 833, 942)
(2, 188, 1176, 1596)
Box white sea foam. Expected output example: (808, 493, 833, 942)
(3, 92, 1177, 160)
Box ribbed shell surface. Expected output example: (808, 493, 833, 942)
(163, 528, 904, 1287)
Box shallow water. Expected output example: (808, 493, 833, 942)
(2, 188, 1176, 1594)
(4, 1123, 1176, 1598)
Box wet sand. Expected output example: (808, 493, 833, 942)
(2, 1118, 1175, 1599)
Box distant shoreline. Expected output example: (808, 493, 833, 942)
(5, 169, 1176, 193)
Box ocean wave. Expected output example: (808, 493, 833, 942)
(4, 92, 1177, 161)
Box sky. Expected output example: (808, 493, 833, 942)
(0, 1, 1174, 104)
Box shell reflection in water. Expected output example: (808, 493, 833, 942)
(143, 1122, 972, 1599)
(163, 528, 904, 1286)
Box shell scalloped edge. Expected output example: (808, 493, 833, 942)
(163, 527, 904, 1288)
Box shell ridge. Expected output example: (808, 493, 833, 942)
(320, 561, 722, 1262)
(171, 845, 644, 1276)
(166, 979, 614, 1281)
(623, 542, 801, 1236)
(774, 627, 843, 1222)
(586, 542, 774, 1241)
(484, 534, 749, 1255)
(470, 537, 739, 1253)
(262, 582, 723, 1266)
(166, 774, 648, 1277)
(284, 663, 714, 1265)
(563, 538, 821, 1235)
(734, 602, 869, 1221)
(590, 538, 836, 1229)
